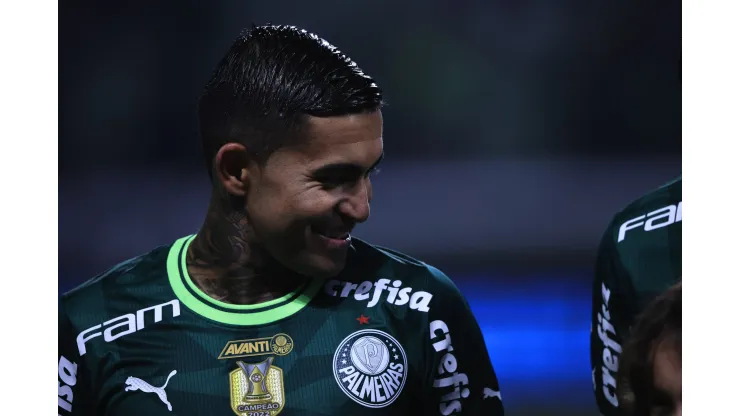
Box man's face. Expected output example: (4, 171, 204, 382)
(244, 110, 383, 278)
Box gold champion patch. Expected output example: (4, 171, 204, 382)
(219, 334, 294, 360)
(230, 357, 286, 416)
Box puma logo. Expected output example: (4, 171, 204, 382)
(124, 370, 177, 411)
(483, 387, 502, 401)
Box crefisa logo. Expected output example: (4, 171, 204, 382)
(333, 329, 407, 408)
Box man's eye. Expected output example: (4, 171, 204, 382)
(319, 176, 352, 188)
(320, 178, 343, 188)
(317, 167, 378, 189)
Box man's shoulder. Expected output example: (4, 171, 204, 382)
(349, 238, 459, 293)
(602, 175, 682, 246)
(60, 243, 173, 318)
(616, 175, 681, 222)
(328, 238, 463, 315)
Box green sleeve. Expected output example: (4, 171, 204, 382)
(59, 300, 96, 416)
(420, 267, 504, 415)
(590, 226, 633, 416)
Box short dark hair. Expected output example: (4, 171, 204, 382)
(618, 281, 682, 416)
(198, 25, 384, 176)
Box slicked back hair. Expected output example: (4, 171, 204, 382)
(198, 25, 384, 178)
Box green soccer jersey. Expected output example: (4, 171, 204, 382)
(58, 235, 504, 416)
(590, 176, 682, 416)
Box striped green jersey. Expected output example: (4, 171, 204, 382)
(58, 236, 504, 416)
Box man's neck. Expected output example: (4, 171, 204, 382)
(185, 199, 304, 305)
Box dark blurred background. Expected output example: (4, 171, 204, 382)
(59, 1, 681, 415)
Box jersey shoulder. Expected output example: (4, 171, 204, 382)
(348, 238, 462, 301)
(60, 243, 172, 323)
(615, 175, 682, 222)
(605, 175, 682, 246)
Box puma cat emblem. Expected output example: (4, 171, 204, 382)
(124, 370, 177, 411)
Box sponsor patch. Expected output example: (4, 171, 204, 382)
(219, 334, 294, 360)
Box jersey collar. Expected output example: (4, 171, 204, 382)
(166, 235, 322, 326)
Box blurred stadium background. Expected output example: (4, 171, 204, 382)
(59, 1, 680, 415)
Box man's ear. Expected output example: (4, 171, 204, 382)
(214, 143, 251, 197)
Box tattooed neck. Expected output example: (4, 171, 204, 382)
(186, 198, 304, 305)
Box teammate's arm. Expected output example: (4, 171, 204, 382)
(421, 267, 504, 415)
(58, 301, 94, 415)
(590, 227, 632, 416)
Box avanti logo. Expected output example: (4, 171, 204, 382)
(218, 334, 294, 360)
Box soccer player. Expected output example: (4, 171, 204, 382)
(618, 282, 681, 416)
(58, 25, 504, 416)
(590, 176, 681, 416)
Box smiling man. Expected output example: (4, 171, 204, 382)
(58, 25, 504, 416)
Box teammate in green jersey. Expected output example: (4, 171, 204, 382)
(58, 25, 504, 416)
(590, 176, 681, 416)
